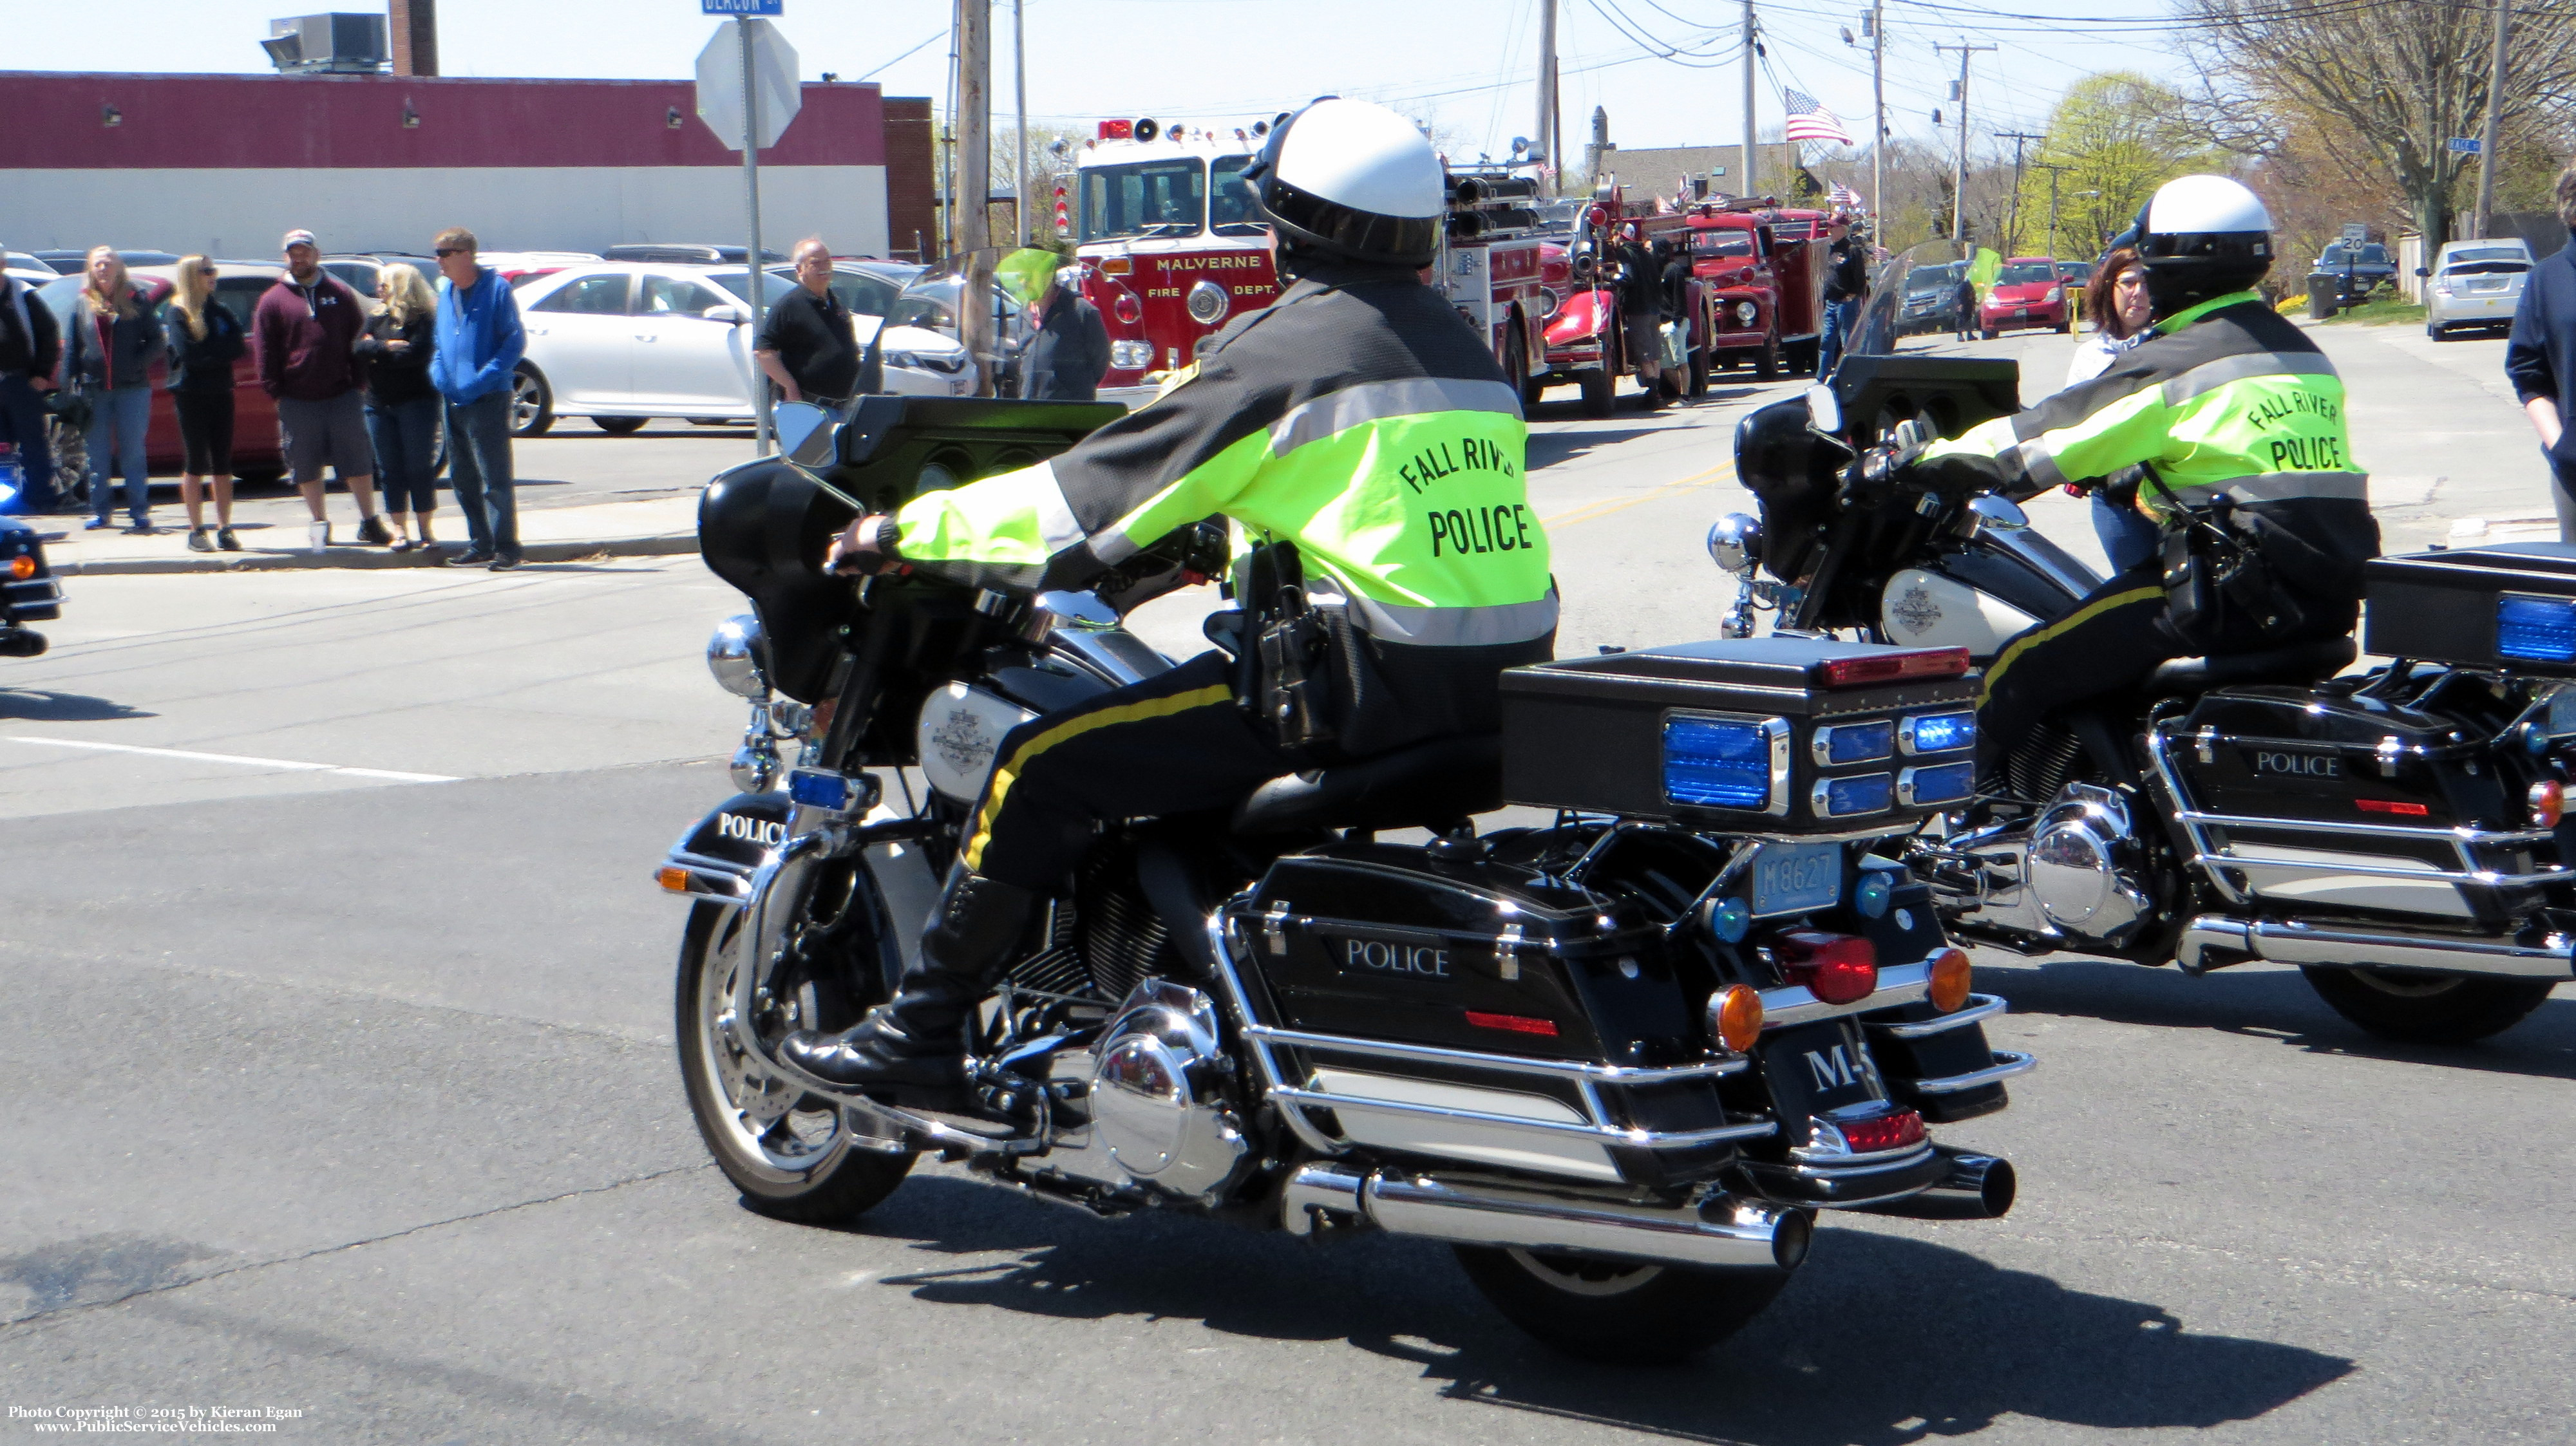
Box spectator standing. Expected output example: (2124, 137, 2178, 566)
(63, 247, 166, 534)
(1017, 265, 1110, 402)
(1817, 232, 1868, 377)
(2061, 247, 2160, 571)
(165, 256, 247, 552)
(0, 249, 63, 513)
(357, 265, 442, 553)
(1953, 266, 1976, 343)
(252, 229, 389, 552)
(755, 238, 860, 406)
(427, 227, 527, 570)
(1613, 223, 1663, 407)
(2507, 163, 2576, 545)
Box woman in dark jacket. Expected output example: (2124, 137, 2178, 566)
(165, 256, 248, 551)
(356, 265, 441, 552)
(62, 246, 166, 533)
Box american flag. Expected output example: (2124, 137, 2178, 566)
(1783, 89, 1853, 146)
(1829, 182, 1865, 209)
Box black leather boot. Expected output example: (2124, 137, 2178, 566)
(777, 869, 1043, 1094)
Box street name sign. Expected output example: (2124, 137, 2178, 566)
(696, 19, 800, 151)
(702, 0, 782, 15)
(2448, 136, 2483, 155)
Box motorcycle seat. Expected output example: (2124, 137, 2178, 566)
(2147, 636, 2356, 695)
(1231, 734, 1503, 837)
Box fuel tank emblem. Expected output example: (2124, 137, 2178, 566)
(1888, 585, 1941, 636)
(929, 709, 996, 776)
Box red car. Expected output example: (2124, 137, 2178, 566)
(1978, 256, 2073, 339)
(37, 262, 289, 483)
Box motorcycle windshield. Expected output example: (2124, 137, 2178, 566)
(861, 252, 1021, 395)
(1847, 241, 1964, 359)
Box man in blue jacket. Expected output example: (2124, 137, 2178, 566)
(429, 227, 527, 569)
(2506, 165, 2576, 544)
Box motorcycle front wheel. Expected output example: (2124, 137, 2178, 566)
(1452, 1246, 1792, 1364)
(2299, 965, 2554, 1045)
(676, 899, 915, 1223)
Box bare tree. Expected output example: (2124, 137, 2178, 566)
(2180, 0, 2576, 250)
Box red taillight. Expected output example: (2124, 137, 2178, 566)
(1464, 1010, 1560, 1037)
(2531, 780, 2564, 828)
(1837, 1110, 1926, 1154)
(1774, 930, 1879, 1004)
(2356, 798, 2430, 816)
(1815, 648, 1971, 688)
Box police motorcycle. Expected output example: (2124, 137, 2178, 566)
(658, 394, 2031, 1363)
(1705, 243, 2575, 1045)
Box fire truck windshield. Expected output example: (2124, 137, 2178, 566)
(1690, 230, 1756, 258)
(1209, 155, 1262, 235)
(1083, 159, 1207, 241)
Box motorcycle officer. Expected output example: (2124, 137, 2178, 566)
(1896, 174, 2378, 779)
(781, 98, 1560, 1095)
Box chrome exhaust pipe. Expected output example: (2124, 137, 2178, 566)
(2177, 914, 2576, 981)
(1851, 1146, 2016, 1220)
(1281, 1165, 1809, 1272)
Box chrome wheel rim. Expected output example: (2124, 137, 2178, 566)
(694, 914, 849, 1183)
(511, 374, 544, 430)
(1507, 1248, 1666, 1297)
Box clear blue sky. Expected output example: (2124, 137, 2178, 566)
(3, 0, 2188, 161)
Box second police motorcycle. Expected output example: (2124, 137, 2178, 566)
(652, 252, 2032, 1360)
(1708, 239, 2576, 1046)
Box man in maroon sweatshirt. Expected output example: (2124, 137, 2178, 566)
(252, 229, 387, 550)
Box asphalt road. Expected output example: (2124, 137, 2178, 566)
(5, 325, 2571, 1445)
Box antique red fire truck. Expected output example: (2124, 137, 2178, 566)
(1533, 187, 1712, 417)
(1683, 201, 1846, 379)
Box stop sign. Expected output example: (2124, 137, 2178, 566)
(696, 19, 800, 152)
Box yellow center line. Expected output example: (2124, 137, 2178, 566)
(1542, 458, 1739, 530)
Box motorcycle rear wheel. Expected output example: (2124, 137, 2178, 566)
(2299, 965, 2554, 1045)
(1453, 1246, 1790, 1364)
(676, 899, 916, 1223)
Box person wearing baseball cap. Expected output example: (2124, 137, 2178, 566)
(251, 228, 390, 551)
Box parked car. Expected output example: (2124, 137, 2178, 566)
(33, 262, 290, 487)
(479, 250, 603, 290)
(1899, 261, 1967, 335)
(1978, 256, 2072, 338)
(2421, 238, 2533, 341)
(2056, 259, 2092, 320)
(505, 263, 972, 437)
(600, 243, 786, 265)
(321, 253, 441, 306)
(2309, 239, 2397, 306)
(31, 249, 180, 274)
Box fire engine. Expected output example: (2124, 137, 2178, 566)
(1684, 200, 1847, 379)
(1067, 115, 1551, 395)
(1533, 186, 1712, 417)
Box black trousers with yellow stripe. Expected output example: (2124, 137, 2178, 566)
(1976, 560, 2184, 776)
(960, 651, 1304, 893)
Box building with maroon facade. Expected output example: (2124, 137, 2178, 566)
(0, 71, 936, 262)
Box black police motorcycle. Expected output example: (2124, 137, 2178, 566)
(1705, 243, 2576, 1044)
(657, 393, 2031, 1362)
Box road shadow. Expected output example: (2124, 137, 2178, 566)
(1982, 957, 2576, 1081)
(0, 689, 157, 722)
(815, 1176, 2349, 1442)
(1528, 426, 1666, 472)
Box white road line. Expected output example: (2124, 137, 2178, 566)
(5, 737, 460, 784)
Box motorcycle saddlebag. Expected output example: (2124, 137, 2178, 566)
(1499, 637, 1980, 834)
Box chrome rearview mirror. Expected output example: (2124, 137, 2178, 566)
(1966, 494, 2029, 531)
(1803, 383, 1841, 437)
(1707, 513, 1763, 576)
(706, 614, 768, 699)
(773, 401, 834, 466)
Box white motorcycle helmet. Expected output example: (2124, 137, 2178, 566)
(2135, 174, 2274, 314)
(1242, 97, 1444, 268)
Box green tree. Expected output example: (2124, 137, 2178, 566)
(2014, 73, 2218, 260)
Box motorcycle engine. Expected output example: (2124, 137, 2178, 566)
(2022, 784, 2154, 946)
(1034, 980, 1247, 1201)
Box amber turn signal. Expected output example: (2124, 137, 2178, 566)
(7, 555, 34, 581)
(1713, 983, 1764, 1053)
(2529, 780, 2563, 829)
(656, 865, 692, 894)
(1927, 946, 1974, 1013)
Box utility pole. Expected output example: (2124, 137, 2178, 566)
(2034, 161, 2073, 260)
(2473, 0, 2511, 239)
(1012, 0, 1028, 247)
(956, 0, 995, 395)
(1996, 130, 2045, 255)
(1538, 0, 1560, 193)
(1933, 41, 1996, 253)
(1870, 0, 1885, 221)
(1741, 0, 1758, 198)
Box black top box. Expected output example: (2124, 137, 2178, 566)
(1499, 637, 1983, 833)
(2365, 543, 2576, 677)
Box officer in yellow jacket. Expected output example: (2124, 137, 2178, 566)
(784, 99, 1558, 1094)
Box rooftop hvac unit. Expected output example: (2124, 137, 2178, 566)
(261, 14, 389, 75)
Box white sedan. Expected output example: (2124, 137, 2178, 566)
(505, 263, 972, 437)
